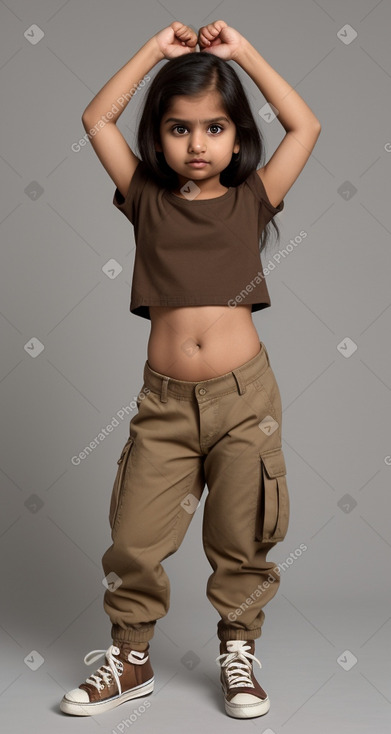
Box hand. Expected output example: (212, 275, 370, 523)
(154, 22, 198, 60)
(197, 20, 245, 61)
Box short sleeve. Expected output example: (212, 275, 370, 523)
(112, 159, 148, 224)
(245, 169, 284, 224)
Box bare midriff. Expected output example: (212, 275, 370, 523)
(147, 304, 262, 381)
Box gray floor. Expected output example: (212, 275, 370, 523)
(2, 607, 390, 733)
(1, 502, 390, 734)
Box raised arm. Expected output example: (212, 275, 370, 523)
(198, 21, 322, 208)
(233, 40, 321, 208)
(81, 23, 197, 199)
(81, 37, 162, 198)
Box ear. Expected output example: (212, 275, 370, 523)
(233, 140, 240, 154)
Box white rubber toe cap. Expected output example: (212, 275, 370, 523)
(64, 687, 90, 703)
(230, 692, 261, 704)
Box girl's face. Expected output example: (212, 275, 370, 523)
(156, 90, 240, 189)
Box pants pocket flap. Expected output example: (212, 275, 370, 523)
(257, 446, 289, 543)
(117, 436, 134, 465)
(259, 446, 287, 478)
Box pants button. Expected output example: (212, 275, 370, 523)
(198, 387, 207, 395)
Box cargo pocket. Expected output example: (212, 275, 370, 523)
(256, 446, 289, 543)
(109, 436, 134, 529)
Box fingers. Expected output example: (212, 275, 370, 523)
(198, 19, 228, 46)
(168, 20, 228, 52)
(170, 21, 198, 47)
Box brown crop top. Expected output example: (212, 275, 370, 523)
(113, 160, 284, 320)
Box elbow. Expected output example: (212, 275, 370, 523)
(308, 119, 322, 140)
(289, 118, 321, 136)
(81, 105, 95, 125)
(81, 112, 95, 132)
(305, 114, 321, 132)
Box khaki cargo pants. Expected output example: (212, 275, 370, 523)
(102, 341, 289, 644)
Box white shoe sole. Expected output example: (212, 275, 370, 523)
(225, 694, 270, 718)
(60, 676, 154, 716)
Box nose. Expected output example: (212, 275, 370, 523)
(188, 131, 206, 153)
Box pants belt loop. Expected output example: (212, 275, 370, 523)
(260, 340, 270, 367)
(232, 368, 246, 395)
(160, 376, 169, 403)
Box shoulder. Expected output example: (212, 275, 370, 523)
(112, 159, 154, 222)
(244, 168, 284, 215)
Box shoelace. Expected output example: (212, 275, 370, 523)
(215, 641, 262, 689)
(83, 645, 123, 694)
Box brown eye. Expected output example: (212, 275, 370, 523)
(209, 124, 223, 134)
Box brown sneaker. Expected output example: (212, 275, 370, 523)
(216, 640, 270, 718)
(60, 642, 154, 716)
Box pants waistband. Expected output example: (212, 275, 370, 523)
(143, 341, 271, 403)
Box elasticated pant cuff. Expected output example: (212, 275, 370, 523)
(111, 623, 154, 644)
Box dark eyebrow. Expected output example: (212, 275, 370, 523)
(164, 116, 230, 125)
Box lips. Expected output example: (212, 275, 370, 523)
(187, 159, 209, 163)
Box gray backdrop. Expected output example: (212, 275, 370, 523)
(1, 1, 390, 732)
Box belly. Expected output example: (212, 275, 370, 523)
(147, 305, 261, 380)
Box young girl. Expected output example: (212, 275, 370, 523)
(60, 20, 321, 720)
